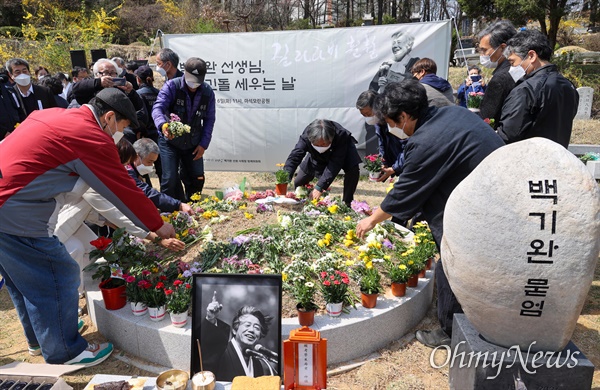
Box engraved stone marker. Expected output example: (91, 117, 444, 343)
(441, 137, 600, 352)
(575, 87, 593, 120)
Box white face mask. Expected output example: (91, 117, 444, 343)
(311, 143, 331, 153)
(364, 116, 378, 125)
(388, 122, 409, 139)
(14, 74, 31, 86)
(136, 163, 155, 175)
(105, 115, 124, 144)
(479, 46, 500, 69)
(509, 58, 531, 83)
(185, 79, 201, 89)
(156, 66, 167, 78)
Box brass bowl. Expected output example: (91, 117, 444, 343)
(191, 371, 215, 390)
(156, 369, 190, 390)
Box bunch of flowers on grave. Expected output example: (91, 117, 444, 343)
(275, 163, 290, 184)
(350, 200, 372, 216)
(164, 278, 193, 314)
(283, 259, 318, 311)
(124, 269, 153, 303)
(160, 211, 200, 245)
(303, 196, 351, 215)
(294, 184, 313, 199)
(87, 227, 147, 284)
(400, 246, 422, 276)
(412, 222, 438, 260)
(165, 113, 191, 138)
(467, 91, 485, 109)
(363, 154, 384, 173)
(385, 260, 411, 284)
(143, 271, 168, 309)
(221, 255, 255, 273)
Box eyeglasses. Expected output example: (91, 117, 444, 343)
(97, 71, 118, 77)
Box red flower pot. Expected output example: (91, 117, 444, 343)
(275, 183, 288, 195)
(99, 279, 127, 310)
(407, 274, 418, 288)
(426, 258, 433, 270)
(361, 292, 378, 308)
(296, 305, 315, 327)
(391, 282, 407, 297)
(418, 269, 426, 278)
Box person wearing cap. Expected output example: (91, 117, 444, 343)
(152, 57, 216, 201)
(0, 88, 178, 368)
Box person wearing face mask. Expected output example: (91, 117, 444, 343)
(155, 48, 184, 81)
(283, 119, 361, 205)
(5, 58, 56, 121)
(496, 30, 579, 149)
(0, 87, 178, 368)
(152, 57, 216, 202)
(125, 138, 194, 214)
(456, 65, 487, 108)
(476, 20, 518, 127)
(356, 90, 407, 182)
(355, 80, 504, 348)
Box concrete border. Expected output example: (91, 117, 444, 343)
(85, 265, 435, 370)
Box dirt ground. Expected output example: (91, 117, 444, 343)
(1, 127, 600, 388)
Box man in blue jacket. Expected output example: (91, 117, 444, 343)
(152, 57, 216, 202)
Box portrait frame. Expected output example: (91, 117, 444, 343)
(190, 273, 282, 380)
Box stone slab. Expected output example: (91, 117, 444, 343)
(575, 87, 594, 120)
(448, 314, 594, 390)
(587, 160, 600, 179)
(86, 266, 435, 370)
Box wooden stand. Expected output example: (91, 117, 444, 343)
(283, 326, 327, 390)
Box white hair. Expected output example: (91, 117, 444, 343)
(92, 58, 122, 77)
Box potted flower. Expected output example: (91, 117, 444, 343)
(467, 91, 484, 112)
(363, 154, 384, 181)
(358, 261, 382, 308)
(275, 163, 290, 195)
(386, 261, 411, 297)
(165, 279, 192, 327)
(319, 270, 350, 317)
(145, 276, 168, 322)
(290, 277, 318, 326)
(124, 271, 151, 316)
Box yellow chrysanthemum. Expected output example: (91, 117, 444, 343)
(244, 212, 254, 219)
(327, 205, 338, 214)
(399, 264, 407, 270)
(281, 272, 288, 281)
(190, 193, 201, 201)
(317, 239, 325, 247)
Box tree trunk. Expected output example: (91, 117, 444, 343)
(377, 0, 383, 24)
(304, 0, 310, 19)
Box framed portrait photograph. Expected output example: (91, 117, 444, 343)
(191, 273, 282, 382)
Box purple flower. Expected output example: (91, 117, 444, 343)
(351, 200, 371, 215)
(305, 210, 321, 217)
(232, 235, 252, 246)
(170, 113, 181, 122)
(383, 239, 394, 249)
(182, 270, 193, 278)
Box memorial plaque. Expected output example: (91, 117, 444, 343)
(441, 138, 600, 352)
(575, 87, 593, 120)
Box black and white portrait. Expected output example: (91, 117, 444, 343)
(191, 274, 282, 382)
(369, 30, 420, 93)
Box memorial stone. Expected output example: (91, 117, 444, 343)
(441, 138, 600, 352)
(575, 87, 593, 120)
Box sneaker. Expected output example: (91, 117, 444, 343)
(64, 342, 113, 367)
(78, 318, 85, 334)
(0, 276, 4, 291)
(28, 344, 42, 356)
(415, 328, 451, 349)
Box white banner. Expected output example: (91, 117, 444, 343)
(163, 20, 451, 172)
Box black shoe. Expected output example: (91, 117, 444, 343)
(415, 328, 451, 348)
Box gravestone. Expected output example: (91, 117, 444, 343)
(575, 87, 593, 120)
(441, 137, 600, 352)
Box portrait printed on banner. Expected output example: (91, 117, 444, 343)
(191, 274, 282, 382)
(369, 30, 420, 93)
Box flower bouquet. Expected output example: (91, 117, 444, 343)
(363, 154, 384, 181)
(165, 113, 191, 138)
(467, 92, 485, 110)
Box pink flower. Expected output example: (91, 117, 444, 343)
(156, 282, 164, 289)
(173, 280, 183, 286)
(333, 280, 340, 285)
(323, 280, 331, 286)
(125, 275, 135, 283)
(164, 289, 173, 295)
(142, 270, 151, 276)
(320, 271, 327, 279)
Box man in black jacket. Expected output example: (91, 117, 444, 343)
(355, 80, 504, 347)
(6, 58, 56, 122)
(497, 29, 579, 148)
(284, 119, 361, 205)
(476, 20, 517, 127)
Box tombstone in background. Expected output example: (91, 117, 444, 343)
(575, 86, 594, 120)
(441, 138, 599, 389)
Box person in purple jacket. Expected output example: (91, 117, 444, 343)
(152, 57, 216, 202)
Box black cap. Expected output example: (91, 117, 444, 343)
(184, 57, 206, 84)
(95, 88, 139, 128)
(134, 65, 153, 80)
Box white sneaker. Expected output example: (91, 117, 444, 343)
(64, 342, 113, 367)
(28, 344, 42, 356)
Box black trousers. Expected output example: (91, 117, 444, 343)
(294, 163, 360, 205)
(435, 259, 463, 337)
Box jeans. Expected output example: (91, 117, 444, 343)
(158, 137, 205, 201)
(0, 232, 88, 363)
